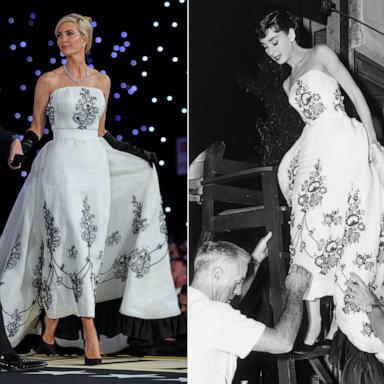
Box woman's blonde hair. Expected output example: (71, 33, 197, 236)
(54, 13, 93, 54)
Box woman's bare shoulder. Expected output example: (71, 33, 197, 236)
(88, 68, 111, 92)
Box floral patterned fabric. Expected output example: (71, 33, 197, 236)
(278, 70, 384, 355)
(0, 86, 179, 346)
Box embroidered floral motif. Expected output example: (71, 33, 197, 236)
(343, 189, 365, 245)
(353, 253, 374, 271)
(112, 248, 152, 280)
(6, 309, 22, 337)
(298, 159, 327, 212)
(70, 272, 84, 302)
(315, 236, 344, 275)
(127, 248, 151, 278)
(105, 231, 121, 247)
(361, 322, 374, 337)
(132, 195, 148, 234)
(41, 281, 53, 309)
(294, 80, 326, 121)
(46, 95, 55, 126)
(5, 233, 22, 270)
(333, 87, 345, 112)
(32, 242, 44, 303)
(68, 245, 78, 259)
(287, 153, 299, 207)
(322, 210, 342, 227)
(43, 202, 61, 256)
(112, 252, 129, 282)
(80, 196, 97, 247)
(159, 202, 167, 235)
(72, 88, 99, 130)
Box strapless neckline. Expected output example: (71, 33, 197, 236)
(289, 69, 336, 94)
(50, 86, 104, 97)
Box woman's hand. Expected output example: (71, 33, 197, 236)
(345, 272, 378, 311)
(8, 140, 25, 170)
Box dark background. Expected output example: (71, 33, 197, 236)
(0, 0, 187, 244)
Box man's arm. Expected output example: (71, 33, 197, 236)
(239, 232, 272, 302)
(251, 264, 311, 353)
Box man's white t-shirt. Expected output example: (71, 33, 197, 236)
(189, 287, 266, 384)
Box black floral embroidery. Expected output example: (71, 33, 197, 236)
(287, 153, 299, 207)
(353, 253, 374, 271)
(81, 196, 97, 247)
(5, 233, 22, 270)
(294, 80, 326, 121)
(68, 245, 78, 259)
(298, 159, 327, 212)
(315, 236, 344, 275)
(361, 322, 374, 337)
(32, 242, 44, 304)
(132, 196, 148, 234)
(112, 252, 129, 282)
(333, 87, 345, 112)
(43, 202, 61, 256)
(343, 293, 362, 314)
(41, 281, 53, 309)
(113, 248, 152, 279)
(322, 210, 342, 227)
(72, 88, 99, 130)
(343, 189, 365, 245)
(105, 231, 121, 247)
(159, 203, 167, 235)
(46, 95, 55, 126)
(70, 272, 84, 302)
(6, 309, 22, 338)
(128, 248, 151, 278)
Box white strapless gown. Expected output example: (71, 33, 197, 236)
(278, 70, 384, 355)
(0, 86, 180, 346)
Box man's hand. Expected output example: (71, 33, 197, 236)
(285, 264, 312, 297)
(345, 272, 378, 311)
(251, 231, 272, 264)
(8, 140, 24, 170)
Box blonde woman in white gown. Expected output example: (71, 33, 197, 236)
(3, 13, 179, 365)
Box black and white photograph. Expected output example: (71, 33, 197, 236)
(189, 0, 384, 383)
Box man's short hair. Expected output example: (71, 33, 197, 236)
(194, 241, 250, 274)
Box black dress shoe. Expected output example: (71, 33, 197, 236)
(0, 351, 47, 372)
(84, 356, 102, 366)
(35, 338, 56, 355)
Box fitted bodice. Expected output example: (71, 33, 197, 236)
(288, 69, 346, 125)
(46, 86, 106, 137)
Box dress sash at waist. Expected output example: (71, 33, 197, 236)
(53, 129, 99, 141)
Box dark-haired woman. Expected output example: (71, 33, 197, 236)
(256, 9, 384, 363)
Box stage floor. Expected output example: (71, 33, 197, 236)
(0, 354, 187, 383)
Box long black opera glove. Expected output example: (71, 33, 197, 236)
(11, 130, 39, 167)
(103, 131, 158, 167)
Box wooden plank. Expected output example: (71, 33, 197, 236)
(209, 210, 268, 232)
(210, 184, 263, 206)
(202, 166, 274, 185)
